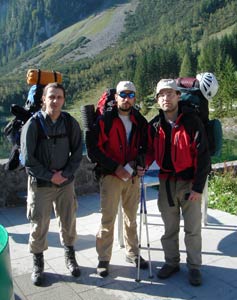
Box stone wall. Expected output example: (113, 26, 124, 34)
(1, 157, 236, 207)
(0, 156, 99, 207)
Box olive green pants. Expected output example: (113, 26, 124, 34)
(27, 176, 78, 253)
(158, 178, 202, 269)
(96, 175, 140, 261)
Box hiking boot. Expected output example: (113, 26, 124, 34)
(157, 264, 180, 279)
(64, 246, 81, 277)
(126, 255, 149, 269)
(97, 261, 109, 277)
(189, 269, 202, 286)
(31, 253, 44, 286)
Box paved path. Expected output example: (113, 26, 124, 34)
(1, 187, 237, 300)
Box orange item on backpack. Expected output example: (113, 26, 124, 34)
(26, 69, 62, 85)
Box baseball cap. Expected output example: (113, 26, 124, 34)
(116, 81, 136, 94)
(156, 79, 180, 95)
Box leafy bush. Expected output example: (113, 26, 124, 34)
(208, 168, 237, 215)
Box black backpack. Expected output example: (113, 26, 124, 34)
(80, 88, 117, 163)
(3, 84, 45, 170)
(176, 78, 223, 157)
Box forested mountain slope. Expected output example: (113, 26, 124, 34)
(0, 0, 236, 120)
(0, 0, 128, 65)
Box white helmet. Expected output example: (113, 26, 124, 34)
(196, 72, 219, 101)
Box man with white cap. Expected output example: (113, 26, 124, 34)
(90, 80, 148, 277)
(146, 79, 211, 286)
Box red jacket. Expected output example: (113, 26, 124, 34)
(90, 107, 148, 175)
(146, 107, 210, 193)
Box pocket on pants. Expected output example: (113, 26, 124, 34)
(27, 202, 35, 221)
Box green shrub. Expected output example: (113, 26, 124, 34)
(208, 170, 237, 215)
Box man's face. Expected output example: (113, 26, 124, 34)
(43, 87, 65, 116)
(157, 88, 180, 112)
(116, 90, 136, 113)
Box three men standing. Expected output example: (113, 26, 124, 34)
(21, 78, 211, 287)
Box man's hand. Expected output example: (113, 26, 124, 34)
(186, 190, 202, 201)
(115, 164, 131, 181)
(136, 165, 146, 177)
(51, 171, 67, 185)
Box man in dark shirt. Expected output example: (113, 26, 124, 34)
(21, 83, 83, 286)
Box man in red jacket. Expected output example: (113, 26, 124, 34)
(89, 81, 148, 277)
(146, 79, 211, 286)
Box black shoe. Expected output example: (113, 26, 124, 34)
(64, 246, 81, 277)
(31, 253, 44, 286)
(157, 264, 180, 279)
(189, 269, 202, 286)
(126, 255, 149, 269)
(97, 261, 109, 277)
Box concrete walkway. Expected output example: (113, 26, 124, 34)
(1, 187, 237, 300)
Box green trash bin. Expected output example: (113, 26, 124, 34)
(0, 225, 14, 300)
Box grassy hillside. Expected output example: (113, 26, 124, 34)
(15, 1, 138, 72)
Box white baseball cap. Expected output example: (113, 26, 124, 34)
(116, 81, 136, 93)
(156, 79, 180, 95)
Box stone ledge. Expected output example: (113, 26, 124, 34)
(0, 156, 99, 207)
(1, 158, 236, 207)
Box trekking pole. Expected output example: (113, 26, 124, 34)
(141, 176, 153, 279)
(135, 185, 143, 282)
(135, 176, 153, 282)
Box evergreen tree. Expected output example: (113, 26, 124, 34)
(179, 53, 193, 77)
(219, 56, 237, 114)
(134, 51, 149, 100)
(198, 38, 220, 72)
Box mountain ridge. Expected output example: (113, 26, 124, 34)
(0, 0, 236, 122)
(17, 1, 138, 71)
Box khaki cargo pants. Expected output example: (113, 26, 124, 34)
(96, 175, 140, 262)
(158, 178, 202, 269)
(27, 176, 78, 253)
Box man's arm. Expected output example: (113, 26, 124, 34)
(20, 118, 53, 181)
(191, 118, 211, 193)
(61, 116, 83, 179)
(87, 118, 119, 173)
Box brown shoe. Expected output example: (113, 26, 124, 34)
(64, 246, 81, 277)
(126, 255, 149, 269)
(157, 264, 180, 279)
(31, 253, 44, 286)
(97, 261, 109, 277)
(189, 269, 202, 286)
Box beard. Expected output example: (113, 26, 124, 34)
(162, 104, 178, 113)
(119, 107, 132, 112)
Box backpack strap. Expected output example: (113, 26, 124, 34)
(53, 70, 57, 82)
(102, 108, 116, 136)
(61, 111, 73, 151)
(35, 111, 73, 150)
(37, 69, 41, 85)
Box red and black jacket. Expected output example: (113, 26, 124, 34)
(146, 104, 211, 193)
(89, 107, 148, 176)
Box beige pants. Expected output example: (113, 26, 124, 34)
(96, 175, 140, 261)
(158, 178, 202, 269)
(27, 176, 78, 253)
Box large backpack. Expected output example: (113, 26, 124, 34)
(80, 88, 117, 163)
(4, 69, 63, 170)
(176, 77, 223, 157)
(80, 88, 116, 130)
(3, 85, 45, 171)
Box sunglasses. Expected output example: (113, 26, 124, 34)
(119, 92, 135, 99)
